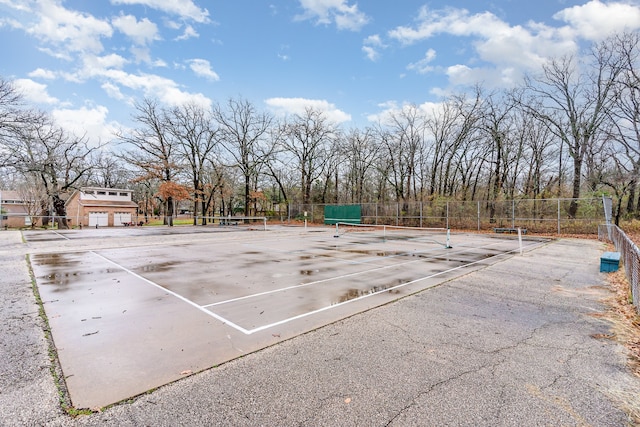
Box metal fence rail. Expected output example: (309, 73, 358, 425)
(599, 224, 640, 314)
(288, 198, 606, 234)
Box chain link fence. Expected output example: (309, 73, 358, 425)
(599, 224, 640, 315)
(287, 198, 606, 234)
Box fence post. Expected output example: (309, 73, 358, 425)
(557, 199, 561, 235)
(420, 202, 423, 228)
(512, 199, 515, 228)
(375, 203, 378, 225)
(446, 201, 449, 230)
(477, 201, 480, 231)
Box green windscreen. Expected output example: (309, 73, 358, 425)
(324, 205, 361, 225)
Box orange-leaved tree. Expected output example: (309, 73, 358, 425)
(157, 181, 191, 226)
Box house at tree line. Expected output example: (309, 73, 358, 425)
(0, 190, 33, 228)
(66, 187, 138, 227)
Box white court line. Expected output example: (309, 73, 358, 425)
(86, 236, 545, 336)
(243, 243, 537, 335)
(208, 239, 546, 335)
(50, 230, 71, 240)
(202, 240, 508, 308)
(89, 251, 252, 335)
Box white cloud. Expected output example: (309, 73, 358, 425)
(553, 0, 640, 40)
(362, 45, 378, 62)
(384, 2, 640, 89)
(407, 49, 437, 74)
(52, 105, 120, 146)
(77, 54, 128, 80)
(388, 6, 551, 83)
(110, 0, 210, 23)
(102, 82, 127, 101)
(362, 34, 385, 61)
(13, 78, 58, 104)
(188, 59, 220, 81)
(164, 19, 181, 30)
(99, 69, 212, 109)
(295, 0, 369, 31)
(265, 97, 351, 123)
(367, 100, 443, 124)
(28, 68, 56, 80)
(153, 58, 168, 68)
(112, 14, 159, 46)
(175, 24, 199, 41)
(29, 0, 113, 55)
(130, 46, 152, 63)
(0, 0, 30, 13)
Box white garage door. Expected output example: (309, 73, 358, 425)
(89, 212, 108, 227)
(114, 212, 132, 226)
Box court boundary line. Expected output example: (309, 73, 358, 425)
(49, 232, 546, 336)
(202, 239, 515, 309)
(239, 243, 536, 334)
(89, 251, 253, 334)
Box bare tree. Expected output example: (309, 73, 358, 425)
(425, 92, 483, 198)
(166, 102, 219, 224)
(213, 98, 272, 217)
(376, 104, 427, 213)
(607, 32, 640, 218)
(6, 115, 95, 228)
(521, 39, 625, 217)
(116, 98, 180, 226)
(88, 150, 132, 188)
(340, 127, 380, 203)
(14, 175, 47, 228)
(279, 107, 338, 205)
(262, 125, 296, 210)
(0, 78, 27, 148)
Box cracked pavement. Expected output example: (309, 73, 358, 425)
(2, 233, 640, 426)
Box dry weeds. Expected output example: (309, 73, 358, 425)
(598, 230, 640, 424)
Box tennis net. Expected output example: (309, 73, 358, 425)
(196, 216, 268, 230)
(333, 222, 451, 248)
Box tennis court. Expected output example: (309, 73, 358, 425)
(27, 224, 548, 409)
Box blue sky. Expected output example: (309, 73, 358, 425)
(1, 0, 640, 145)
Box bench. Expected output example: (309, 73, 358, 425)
(494, 227, 527, 235)
(220, 220, 239, 226)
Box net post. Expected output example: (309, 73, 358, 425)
(263, 217, 267, 231)
(334, 222, 339, 238)
(517, 227, 523, 255)
(446, 229, 452, 249)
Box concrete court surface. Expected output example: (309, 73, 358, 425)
(26, 226, 546, 409)
(1, 228, 639, 426)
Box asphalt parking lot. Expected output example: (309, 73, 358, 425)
(2, 227, 640, 426)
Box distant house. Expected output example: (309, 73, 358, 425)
(66, 187, 139, 227)
(0, 190, 35, 228)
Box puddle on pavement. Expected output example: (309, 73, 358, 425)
(32, 253, 81, 268)
(333, 279, 410, 304)
(138, 261, 180, 273)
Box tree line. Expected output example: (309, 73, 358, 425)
(0, 32, 638, 228)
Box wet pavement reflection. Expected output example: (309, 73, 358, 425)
(27, 227, 548, 408)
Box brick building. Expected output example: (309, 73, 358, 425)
(66, 187, 139, 227)
(0, 190, 35, 228)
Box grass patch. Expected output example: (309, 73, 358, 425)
(26, 254, 100, 416)
(144, 218, 195, 226)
